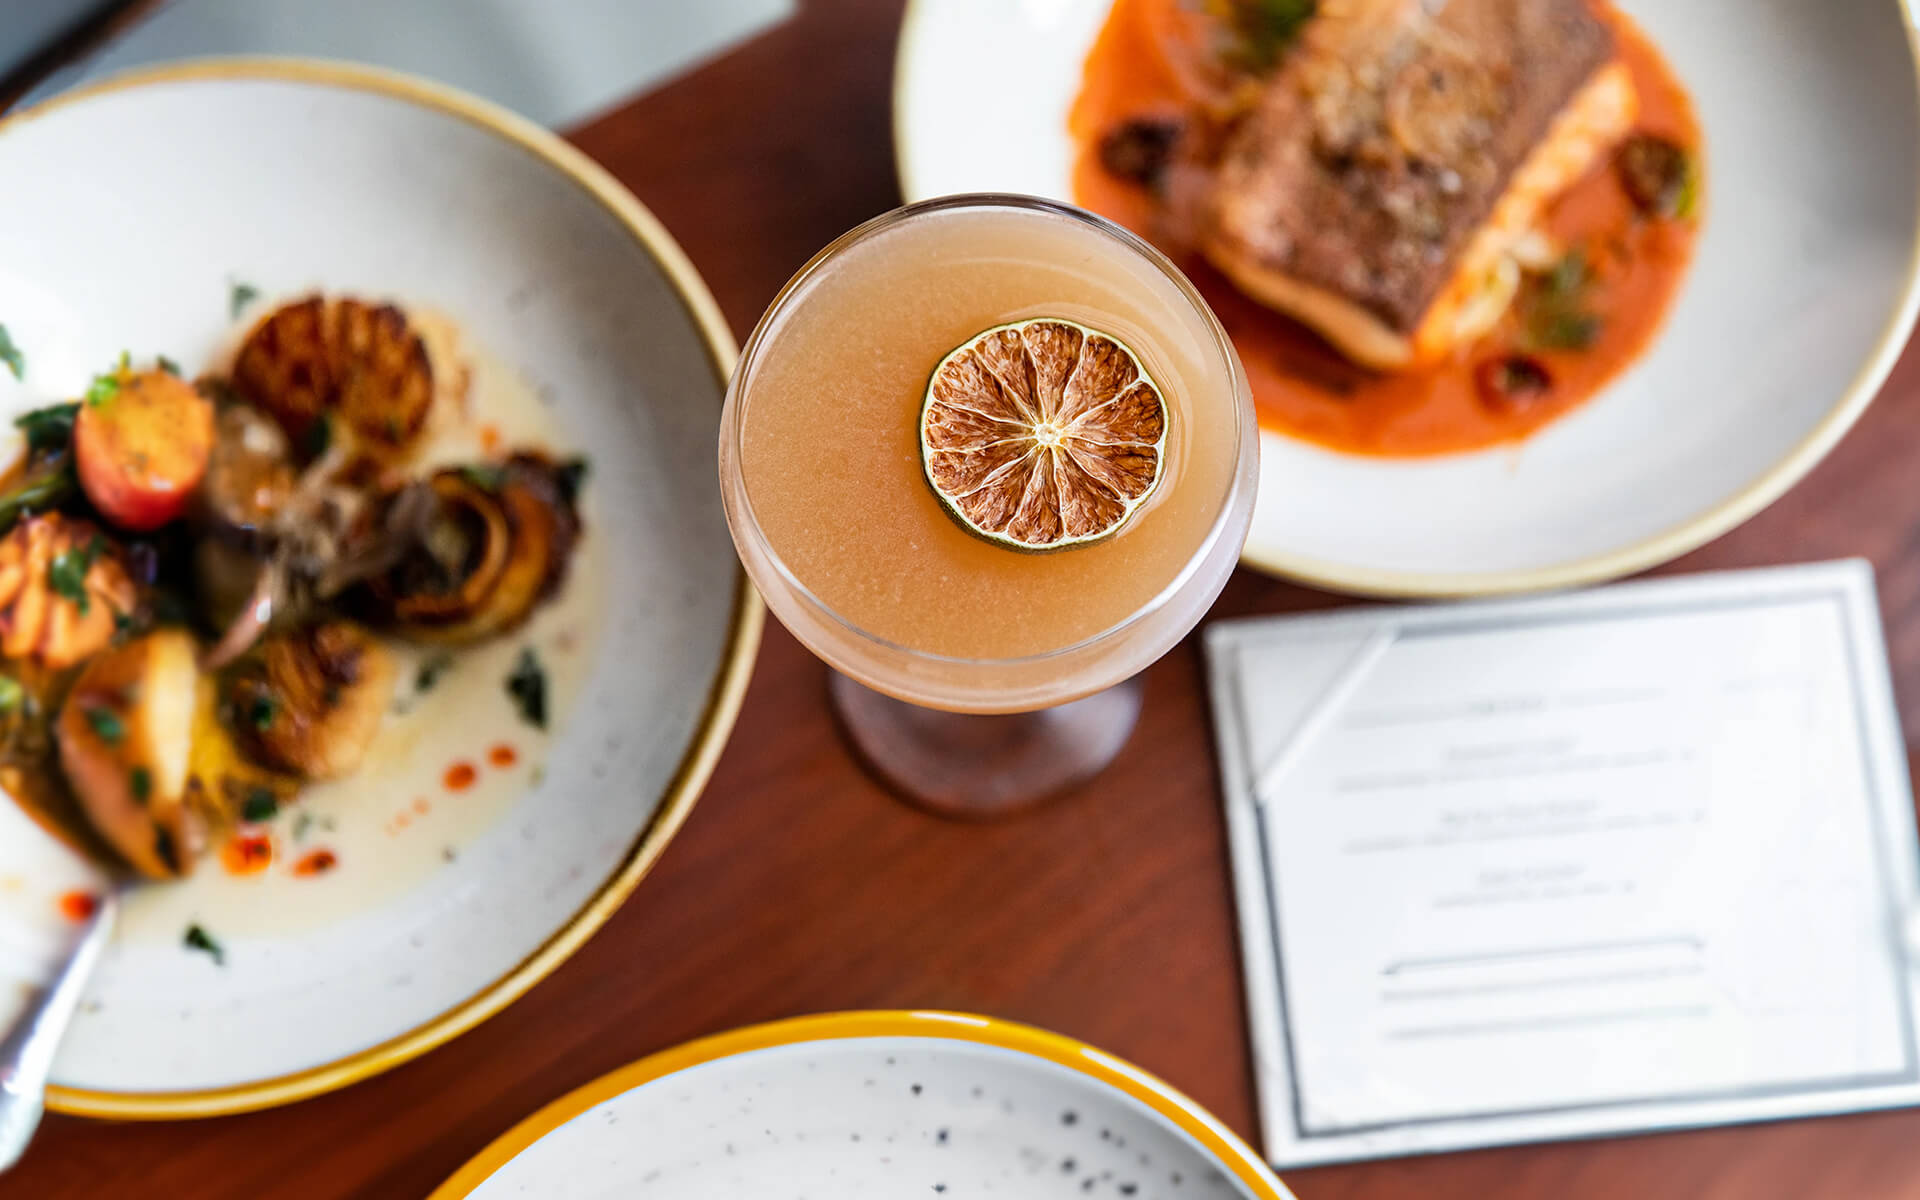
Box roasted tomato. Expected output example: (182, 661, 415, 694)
(74, 367, 215, 531)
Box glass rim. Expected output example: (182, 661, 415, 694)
(722, 192, 1254, 671)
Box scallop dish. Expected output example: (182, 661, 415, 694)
(0, 292, 596, 927)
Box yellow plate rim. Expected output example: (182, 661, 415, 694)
(890, 0, 1920, 598)
(0, 55, 765, 1120)
(426, 1010, 1294, 1199)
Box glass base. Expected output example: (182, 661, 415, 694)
(828, 672, 1145, 820)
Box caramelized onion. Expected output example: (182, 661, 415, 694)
(368, 456, 580, 644)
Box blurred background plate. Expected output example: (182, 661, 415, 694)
(428, 1011, 1295, 1198)
(895, 0, 1920, 596)
(0, 59, 760, 1117)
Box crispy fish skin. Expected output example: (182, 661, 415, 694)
(1202, 0, 1635, 368)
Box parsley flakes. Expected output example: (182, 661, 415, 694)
(84, 705, 125, 746)
(47, 537, 103, 614)
(506, 647, 548, 730)
(0, 323, 22, 381)
(183, 923, 225, 965)
(230, 282, 260, 320)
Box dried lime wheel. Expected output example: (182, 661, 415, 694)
(919, 319, 1167, 551)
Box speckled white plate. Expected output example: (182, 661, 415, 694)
(429, 1012, 1294, 1199)
(895, 0, 1920, 596)
(0, 60, 761, 1118)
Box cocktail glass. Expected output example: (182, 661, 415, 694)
(719, 195, 1256, 817)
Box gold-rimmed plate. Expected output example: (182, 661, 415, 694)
(429, 1011, 1295, 1198)
(0, 59, 761, 1118)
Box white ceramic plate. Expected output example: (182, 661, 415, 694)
(895, 0, 1920, 595)
(429, 1011, 1295, 1198)
(0, 60, 761, 1117)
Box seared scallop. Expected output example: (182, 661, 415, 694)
(56, 630, 201, 880)
(227, 620, 395, 780)
(231, 295, 434, 461)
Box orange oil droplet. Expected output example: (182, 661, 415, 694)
(292, 848, 338, 877)
(488, 743, 518, 768)
(57, 890, 98, 921)
(220, 834, 275, 876)
(444, 762, 478, 791)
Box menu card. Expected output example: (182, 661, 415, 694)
(1207, 561, 1920, 1167)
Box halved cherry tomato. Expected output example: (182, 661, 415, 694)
(74, 368, 214, 531)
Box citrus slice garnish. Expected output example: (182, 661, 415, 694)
(920, 319, 1168, 551)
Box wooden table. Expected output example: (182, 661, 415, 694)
(12, 2, 1920, 1196)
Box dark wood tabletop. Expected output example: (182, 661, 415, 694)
(11, 1, 1920, 1196)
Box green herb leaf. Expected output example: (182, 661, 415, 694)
(0, 323, 23, 382)
(302, 414, 332, 461)
(47, 538, 101, 614)
(14, 402, 78, 454)
(130, 765, 152, 805)
(156, 355, 182, 377)
(506, 647, 548, 730)
(250, 693, 278, 731)
(460, 464, 506, 492)
(292, 811, 315, 843)
(84, 705, 125, 745)
(0, 465, 77, 537)
(1529, 310, 1603, 351)
(183, 923, 225, 966)
(84, 371, 120, 408)
(415, 652, 455, 693)
(1210, 0, 1316, 72)
(1544, 249, 1589, 298)
(555, 457, 590, 505)
(230, 282, 260, 320)
(0, 675, 23, 716)
(241, 788, 278, 823)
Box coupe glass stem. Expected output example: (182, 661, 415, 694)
(828, 671, 1145, 819)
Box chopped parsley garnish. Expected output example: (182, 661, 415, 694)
(14, 402, 77, 454)
(460, 463, 506, 492)
(1522, 248, 1604, 353)
(249, 693, 278, 731)
(1530, 311, 1603, 351)
(84, 371, 120, 408)
(1211, 0, 1316, 73)
(0, 676, 21, 716)
(241, 788, 278, 823)
(555, 456, 590, 504)
(130, 765, 152, 805)
(229, 281, 260, 320)
(84, 705, 125, 745)
(292, 811, 314, 843)
(183, 923, 225, 965)
(0, 323, 22, 381)
(1543, 248, 1589, 298)
(506, 647, 548, 730)
(415, 652, 455, 693)
(303, 414, 332, 460)
(47, 537, 103, 614)
(156, 354, 182, 377)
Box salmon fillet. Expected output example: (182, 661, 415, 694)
(1201, 0, 1637, 368)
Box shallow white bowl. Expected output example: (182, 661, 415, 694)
(896, 0, 1920, 595)
(0, 60, 761, 1117)
(429, 1011, 1294, 1198)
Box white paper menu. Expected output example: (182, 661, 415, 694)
(1207, 561, 1920, 1168)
